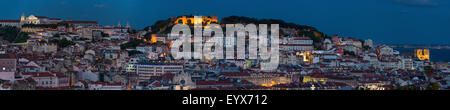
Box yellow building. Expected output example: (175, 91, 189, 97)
(226, 72, 291, 87)
(296, 51, 314, 63)
(302, 74, 326, 83)
(415, 49, 430, 61)
(174, 16, 218, 25)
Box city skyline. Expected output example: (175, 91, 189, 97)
(1, 0, 450, 45)
(1, 1, 449, 108)
(0, 0, 449, 91)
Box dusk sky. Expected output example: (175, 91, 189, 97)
(1, 0, 449, 45)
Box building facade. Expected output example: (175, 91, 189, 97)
(0, 54, 16, 82)
(127, 63, 184, 83)
(0, 20, 22, 27)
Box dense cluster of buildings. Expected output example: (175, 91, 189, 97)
(0, 14, 449, 90)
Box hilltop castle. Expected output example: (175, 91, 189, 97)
(172, 15, 218, 25)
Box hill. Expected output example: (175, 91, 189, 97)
(143, 15, 331, 49)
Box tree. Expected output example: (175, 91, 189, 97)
(424, 66, 434, 80)
(50, 38, 75, 48)
(14, 32, 30, 43)
(363, 46, 371, 50)
(103, 59, 113, 65)
(127, 29, 137, 34)
(101, 32, 109, 37)
(150, 19, 171, 33)
(53, 34, 60, 37)
(120, 39, 143, 49)
(344, 51, 357, 56)
(431, 83, 440, 90)
(39, 40, 48, 44)
(155, 41, 164, 45)
(0, 26, 24, 43)
(128, 50, 143, 56)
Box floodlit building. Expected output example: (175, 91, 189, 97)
(127, 61, 184, 83)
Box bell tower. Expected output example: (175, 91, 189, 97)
(126, 21, 130, 29)
(21, 13, 26, 22)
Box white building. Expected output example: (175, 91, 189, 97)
(88, 82, 123, 90)
(402, 58, 414, 70)
(126, 64, 184, 83)
(378, 45, 394, 56)
(0, 20, 23, 27)
(32, 43, 58, 53)
(280, 37, 314, 52)
(21, 14, 62, 24)
(364, 39, 373, 48)
(379, 60, 402, 70)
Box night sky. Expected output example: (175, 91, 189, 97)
(1, 0, 449, 45)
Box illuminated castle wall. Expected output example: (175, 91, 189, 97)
(415, 49, 430, 61)
(174, 16, 218, 25)
(296, 51, 314, 63)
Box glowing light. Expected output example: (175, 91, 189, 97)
(415, 49, 430, 61)
(297, 51, 312, 62)
(174, 16, 218, 25)
(151, 34, 157, 43)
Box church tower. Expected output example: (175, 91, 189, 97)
(117, 21, 122, 27)
(126, 21, 130, 29)
(21, 13, 26, 22)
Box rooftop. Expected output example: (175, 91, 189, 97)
(0, 20, 20, 23)
(63, 21, 98, 24)
(0, 54, 16, 59)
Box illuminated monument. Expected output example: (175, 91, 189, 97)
(174, 15, 218, 25)
(415, 49, 430, 61)
(296, 51, 314, 63)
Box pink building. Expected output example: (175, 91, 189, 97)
(0, 54, 16, 82)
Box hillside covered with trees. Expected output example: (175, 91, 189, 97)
(0, 25, 30, 43)
(142, 15, 331, 49)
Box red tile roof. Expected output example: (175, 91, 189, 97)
(64, 21, 98, 24)
(196, 81, 233, 85)
(48, 18, 62, 20)
(0, 20, 20, 23)
(31, 72, 54, 78)
(1, 83, 11, 88)
(224, 72, 250, 77)
(292, 37, 312, 40)
(36, 16, 48, 19)
(280, 44, 313, 46)
(0, 53, 16, 59)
